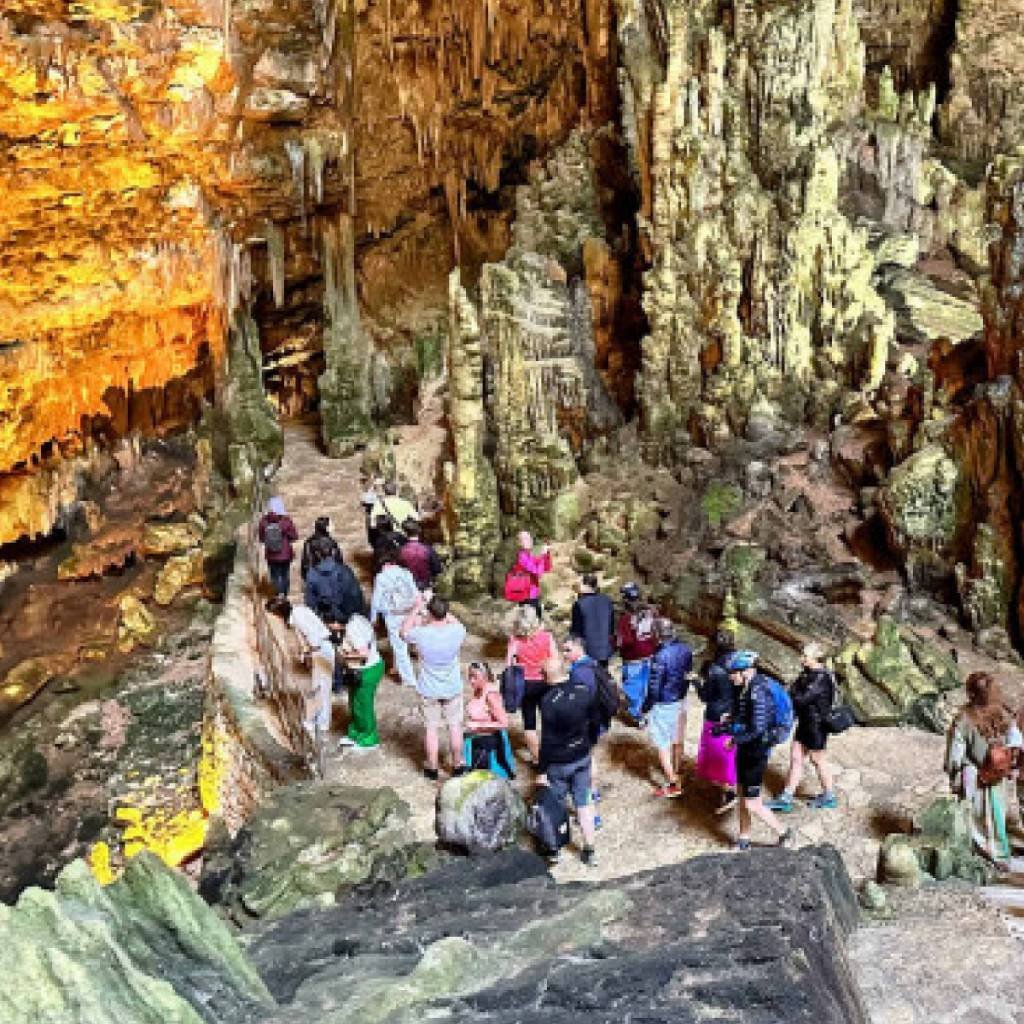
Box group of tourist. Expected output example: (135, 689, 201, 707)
(258, 487, 1024, 872)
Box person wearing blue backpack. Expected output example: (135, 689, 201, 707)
(720, 650, 793, 851)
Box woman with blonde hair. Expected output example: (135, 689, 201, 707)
(507, 602, 557, 762)
(946, 671, 1021, 866)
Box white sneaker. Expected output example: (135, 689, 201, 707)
(350, 743, 381, 753)
(337, 736, 357, 748)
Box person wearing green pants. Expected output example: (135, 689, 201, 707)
(337, 614, 383, 750)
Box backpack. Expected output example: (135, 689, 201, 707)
(500, 663, 527, 713)
(979, 742, 1016, 787)
(264, 519, 285, 556)
(503, 568, 533, 603)
(527, 786, 570, 854)
(763, 676, 794, 746)
(825, 704, 857, 735)
(590, 661, 621, 726)
(379, 567, 418, 616)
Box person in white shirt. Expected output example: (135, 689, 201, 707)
(369, 543, 419, 688)
(288, 603, 335, 736)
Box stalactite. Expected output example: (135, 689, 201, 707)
(266, 221, 285, 309)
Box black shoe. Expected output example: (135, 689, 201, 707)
(778, 827, 794, 848)
(452, 765, 470, 777)
(580, 846, 597, 867)
(423, 767, 439, 781)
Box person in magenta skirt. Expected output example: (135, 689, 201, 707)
(695, 629, 738, 811)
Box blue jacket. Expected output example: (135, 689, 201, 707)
(644, 639, 693, 710)
(570, 592, 616, 661)
(730, 672, 773, 747)
(304, 558, 366, 624)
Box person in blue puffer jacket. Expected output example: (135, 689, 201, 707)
(642, 619, 693, 799)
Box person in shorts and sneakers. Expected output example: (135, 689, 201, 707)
(722, 650, 792, 851)
(642, 618, 693, 799)
(401, 593, 469, 781)
(536, 654, 602, 866)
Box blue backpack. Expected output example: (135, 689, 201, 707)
(763, 675, 794, 745)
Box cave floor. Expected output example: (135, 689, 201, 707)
(263, 418, 1024, 1022)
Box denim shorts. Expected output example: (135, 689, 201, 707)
(546, 755, 592, 808)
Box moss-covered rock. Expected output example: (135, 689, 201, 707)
(435, 772, 526, 854)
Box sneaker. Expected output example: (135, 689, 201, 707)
(336, 736, 357, 749)
(350, 742, 380, 753)
(423, 767, 440, 781)
(734, 837, 752, 852)
(591, 789, 602, 804)
(594, 814, 604, 830)
(778, 827, 794, 848)
(451, 765, 470, 778)
(546, 849, 561, 866)
(766, 793, 795, 813)
(653, 782, 683, 799)
(715, 790, 738, 815)
(809, 792, 839, 810)
(580, 846, 597, 867)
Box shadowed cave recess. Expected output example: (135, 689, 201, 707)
(2, 0, 1024, 1019)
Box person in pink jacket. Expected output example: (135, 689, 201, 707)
(514, 530, 551, 619)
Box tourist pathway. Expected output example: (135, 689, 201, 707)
(266, 419, 958, 884)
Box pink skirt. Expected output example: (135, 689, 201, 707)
(696, 721, 737, 787)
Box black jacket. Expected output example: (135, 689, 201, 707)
(570, 592, 616, 662)
(697, 652, 734, 723)
(791, 667, 834, 732)
(304, 558, 366, 624)
(730, 673, 773, 748)
(537, 680, 601, 773)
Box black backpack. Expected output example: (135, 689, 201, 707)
(527, 786, 570, 855)
(264, 520, 285, 556)
(591, 661, 621, 726)
(500, 664, 527, 713)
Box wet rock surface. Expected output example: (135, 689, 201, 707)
(247, 846, 866, 1024)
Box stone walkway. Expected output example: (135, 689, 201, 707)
(266, 420, 963, 886)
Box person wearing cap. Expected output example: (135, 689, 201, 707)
(642, 618, 693, 799)
(616, 582, 658, 722)
(723, 650, 792, 850)
(767, 642, 838, 812)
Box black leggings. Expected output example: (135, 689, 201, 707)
(467, 732, 516, 778)
(521, 680, 548, 732)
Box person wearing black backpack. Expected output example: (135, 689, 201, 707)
(535, 648, 604, 866)
(721, 651, 792, 851)
(303, 537, 366, 632)
(300, 516, 342, 582)
(767, 642, 838, 813)
(258, 496, 299, 596)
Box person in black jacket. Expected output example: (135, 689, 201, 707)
(767, 642, 837, 812)
(304, 538, 366, 632)
(723, 651, 792, 851)
(569, 574, 615, 666)
(695, 630, 738, 811)
(537, 654, 602, 866)
(300, 516, 342, 581)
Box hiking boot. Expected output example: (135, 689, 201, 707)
(734, 837, 752, 852)
(777, 828, 794, 848)
(653, 782, 683, 799)
(809, 792, 838, 810)
(766, 793, 795, 813)
(423, 767, 440, 781)
(580, 846, 597, 867)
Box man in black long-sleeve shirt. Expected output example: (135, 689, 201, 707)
(569, 574, 615, 666)
(724, 651, 791, 851)
(537, 656, 602, 866)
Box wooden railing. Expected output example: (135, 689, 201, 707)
(246, 501, 327, 779)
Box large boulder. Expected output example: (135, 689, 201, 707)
(0, 854, 273, 1024)
(435, 772, 526, 854)
(199, 782, 438, 924)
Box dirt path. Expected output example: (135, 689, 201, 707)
(266, 419, 963, 885)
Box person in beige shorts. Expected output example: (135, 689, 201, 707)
(402, 593, 469, 781)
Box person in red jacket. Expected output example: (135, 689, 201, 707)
(258, 496, 299, 597)
(616, 582, 658, 722)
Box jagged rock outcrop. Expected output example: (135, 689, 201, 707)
(199, 782, 438, 924)
(0, 853, 273, 1024)
(618, 0, 894, 458)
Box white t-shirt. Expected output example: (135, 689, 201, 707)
(406, 620, 467, 699)
(289, 605, 332, 649)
